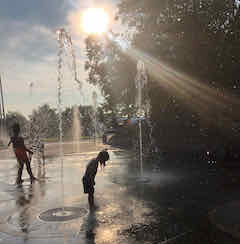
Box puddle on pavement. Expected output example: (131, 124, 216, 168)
(0, 149, 192, 243)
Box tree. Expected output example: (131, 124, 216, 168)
(84, 33, 137, 123)
(116, 0, 240, 148)
(61, 107, 73, 139)
(79, 105, 95, 136)
(29, 104, 58, 140)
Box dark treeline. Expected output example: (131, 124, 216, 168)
(5, 104, 103, 140)
(84, 0, 240, 155)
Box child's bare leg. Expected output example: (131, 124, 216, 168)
(42, 153, 45, 165)
(88, 192, 94, 209)
(16, 160, 24, 184)
(25, 160, 36, 183)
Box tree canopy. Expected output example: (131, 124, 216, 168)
(84, 0, 240, 149)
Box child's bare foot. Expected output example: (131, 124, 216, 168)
(86, 230, 95, 239)
(90, 204, 99, 212)
(16, 179, 24, 185)
(30, 177, 37, 184)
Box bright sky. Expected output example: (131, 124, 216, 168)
(0, 0, 120, 117)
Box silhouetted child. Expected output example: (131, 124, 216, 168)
(82, 150, 109, 210)
(8, 123, 36, 184)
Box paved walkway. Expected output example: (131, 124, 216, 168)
(0, 142, 153, 244)
(1, 141, 240, 243)
(209, 201, 240, 240)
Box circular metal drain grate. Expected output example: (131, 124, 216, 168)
(39, 207, 87, 222)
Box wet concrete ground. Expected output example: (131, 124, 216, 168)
(0, 141, 240, 243)
(0, 141, 153, 244)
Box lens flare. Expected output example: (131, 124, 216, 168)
(81, 8, 109, 34)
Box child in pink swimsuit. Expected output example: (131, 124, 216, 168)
(8, 123, 36, 184)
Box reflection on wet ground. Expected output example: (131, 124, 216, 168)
(0, 142, 239, 243)
(0, 143, 150, 243)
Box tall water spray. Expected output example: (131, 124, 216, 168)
(56, 28, 81, 209)
(72, 105, 81, 153)
(92, 91, 98, 144)
(135, 60, 148, 176)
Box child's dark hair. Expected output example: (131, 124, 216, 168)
(12, 123, 20, 135)
(98, 150, 109, 162)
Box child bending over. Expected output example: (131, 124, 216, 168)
(82, 150, 109, 210)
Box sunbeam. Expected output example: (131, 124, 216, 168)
(121, 46, 240, 130)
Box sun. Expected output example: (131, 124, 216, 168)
(81, 8, 109, 34)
